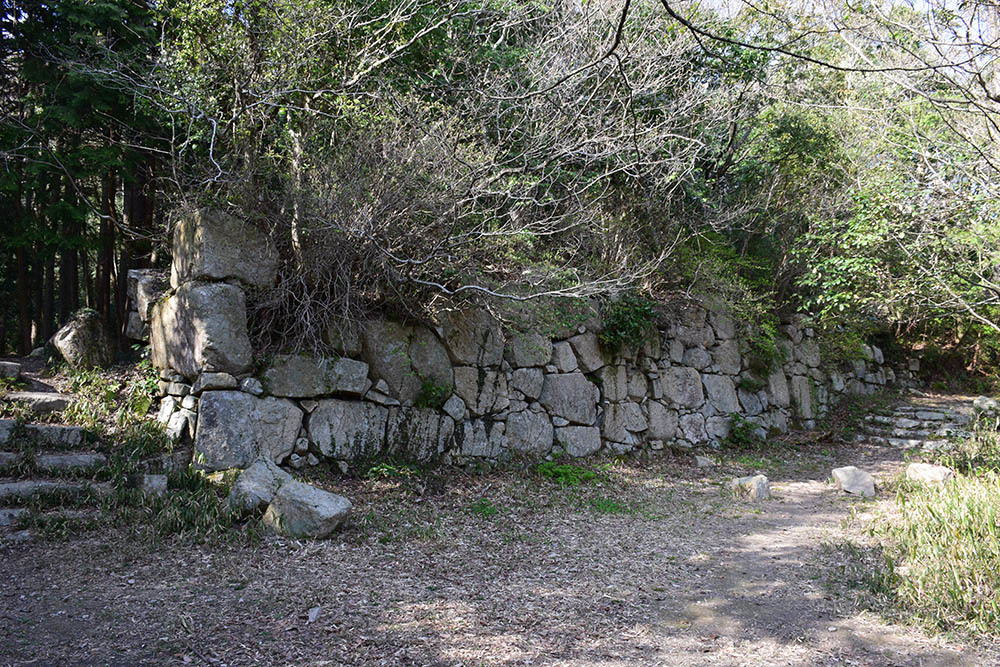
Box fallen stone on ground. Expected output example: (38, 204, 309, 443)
(0, 361, 21, 380)
(229, 457, 293, 516)
(694, 455, 714, 468)
(262, 480, 351, 539)
(832, 466, 875, 497)
(50, 309, 114, 368)
(729, 474, 769, 501)
(906, 462, 954, 484)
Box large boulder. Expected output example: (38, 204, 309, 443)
(703, 374, 740, 415)
(361, 321, 452, 404)
(307, 399, 388, 460)
(439, 309, 504, 366)
(194, 391, 302, 471)
(170, 208, 278, 289)
(262, 355, 371, 398)
(554, 425, 601, 457)
(540, 372, 599, 425)
(50, 309, 113, 369)
(646, 401, 678, 440)
(127, 268, 169, 322)
(906, 463, 954, 485)
(150, 281, 252, 379)
(601, 402, 646, 443)
(262, 480, 352, 539)
(506, 410, 554, 455)
(228, 457, 293, 516)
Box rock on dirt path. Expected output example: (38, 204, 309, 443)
(1, 393, 996, 666)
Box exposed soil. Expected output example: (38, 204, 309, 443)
(2, 393, 997, 666)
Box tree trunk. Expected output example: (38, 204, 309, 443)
(16, 246, 31, 355)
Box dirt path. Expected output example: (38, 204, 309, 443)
(1, 393, 997, 666)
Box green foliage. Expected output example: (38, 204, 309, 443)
(599, 294, 657, 353)
(366, 461, 421, 480)
(536, 461, 598, 486)
(467, 497, 500, 518)
(588, 496, 629, 515)
(414, 378, 451, 410)
(724, 413, 765, 450)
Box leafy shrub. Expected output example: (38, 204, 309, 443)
(724, 413, 765, 449)
(414, 378, 450, 410)
(599, 294, 656, 353)
(536, 461, 598, 486)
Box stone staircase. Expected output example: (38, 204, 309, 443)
(856, 394, 972, 452)
(0, 419, 112, 542)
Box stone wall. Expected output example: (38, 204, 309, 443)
(145, 210, 919, 472)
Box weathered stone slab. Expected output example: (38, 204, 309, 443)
(506, 410, 554, 455)
(229, 457, 293, 515)
(263, 355, 371, 398)
(439, 309, 504, 366)
(540, 373, 599, 425)
(679, 413, 708, 443)
(505, 332, 553, 368)
(4, 392, 74, 415)
(730, 475, 769, 501)
(194, 391, 302, 470)
(51, 309, 113, 369)
(262, 480, 352, 538)
(127, 268, 170, 322)
(455, 420, 506, 458)
(191, 372, 238, 395)
(646, 401, 678, 440)
(906, 463, 953, 484)
(832, 466, 875, 497)
(170, 208, 278, 289)
(0, 361, 22, 380)
(666, 367, 704, 409)
(551, 342, 579, 372)
(150, 281, 252, 379)
(35, 453, 106, 472)
(555, 425, 601, 457)
(307, 399, 388, 460)
(568, 332, 605, 372)
(453, 367, 509, 416)
(712, 340, 742, 375)
(789, 375, 814, 420)
(510, 367, 544, 400)
(384, 408, 454, 461)
(703, 374, 739, 415)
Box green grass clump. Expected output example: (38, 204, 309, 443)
(536, 461, 598, 486)
(872, 471, 1000, 635)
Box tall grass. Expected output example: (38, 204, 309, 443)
(869, 420, 1000, 635)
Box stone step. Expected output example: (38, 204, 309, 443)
(0, 420, 87, 449)
(1, 508, 102, 541)
(0, 451, 108, 473)
(2, 391, 75, 415)
(0, 478, 108, 504)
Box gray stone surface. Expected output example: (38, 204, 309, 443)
(667, 367, 704, 408)
(35, 453, 106, 472)
(240, 377, 264, 395)
(506, 410, 554, 455)
(453, 367, 509, 416)
(730, 474, 769, 501)
(125, 311, 148, 341)
(455, 420, 506, 458)
(712, 340, 742, 375)
(262, 480, 352, 539)
(540, 373, 599, 425)
(4, 392, 74, 415)
(683, 347, 712, 370)
(906, 463, 953, 484)
(194, 391, 303, 470)
(832, 466, 875, 497)
(796, 339, 821, 368)
(789, 376, 814, 420)
(263, 355, 371, 398)
(568, 332, 605, 372)
(51, 309, 113, 369)
(703, 374, 739, 415)
(598, 365, 628, 402)
(127, 268, 170, 322)
(768, 371, 790, 407)
(442, 394, 467, 421)
(646, 401, 678, 441)
(139, 474, 168, 497)
(192, 372, 238, 395)
(679, 413, 708, 443)
(601, 402, 646, 443)
(384, 408, 454, 461)
(408, 326, 453, 390)
(505, 332, 553, 368)
(308, 399, 388, 460)
(0, 361, 20, 380)
(362, 320, 420, 403)
(510, 367, 544, 400)
(555, 425, 601, 457)
(439, 309, 504, 366)
(150, 281, 252, 379)
(170, 208, 278, 289)
(551, 342, 579, 373)
(229, 457, 294, 515)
